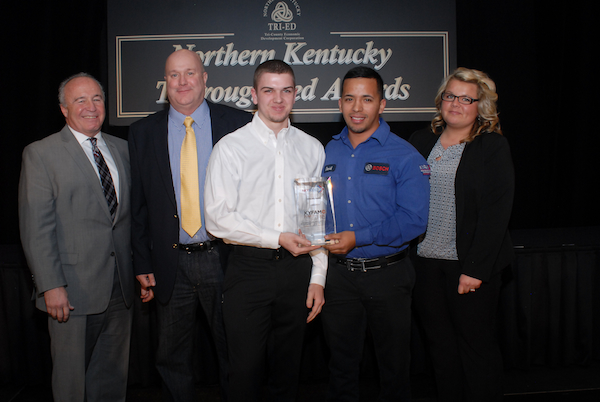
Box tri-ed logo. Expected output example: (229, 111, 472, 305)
(263, 0, 301, 31)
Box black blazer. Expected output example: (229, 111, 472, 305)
(409, 128, 515, 281)
(128, 101, 252, 303)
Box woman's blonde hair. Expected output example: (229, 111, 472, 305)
(431, 67, 502, 141)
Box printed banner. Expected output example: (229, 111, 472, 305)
(107, 0, 456, 125)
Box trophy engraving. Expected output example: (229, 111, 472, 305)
(294, 177, 335, 245)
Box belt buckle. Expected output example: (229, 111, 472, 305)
(180, 242, 211, 253)
(347, 258, 368, 272)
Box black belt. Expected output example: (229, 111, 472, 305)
(336, 248, 409, 272)
(232, 245, 306, 260)
(177, 241, 214, 253)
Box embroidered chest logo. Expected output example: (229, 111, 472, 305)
(364, 162, 389, 175)
(324, 164, 336, 173)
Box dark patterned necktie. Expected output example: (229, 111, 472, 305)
(90, 137, 118, 221)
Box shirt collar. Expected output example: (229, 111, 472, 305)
(334, 117, 390, 148)
(168, 100, 209, 130)
(68, 125, 103, 146)
(251, 112, 291, 142)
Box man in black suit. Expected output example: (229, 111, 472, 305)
(128, 49, 252, 401)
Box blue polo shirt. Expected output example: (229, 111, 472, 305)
(323, 118, 430, 259)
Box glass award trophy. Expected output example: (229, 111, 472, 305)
(294, 177, 336, 245)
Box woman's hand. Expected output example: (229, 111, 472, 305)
(457, 274, 482, 294)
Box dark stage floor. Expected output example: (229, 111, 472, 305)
(3, 365, 600, 401)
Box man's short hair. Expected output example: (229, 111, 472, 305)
(253, 60, 295, 89)
(58, 72, 105, 106)
(342, 67, 384, 99)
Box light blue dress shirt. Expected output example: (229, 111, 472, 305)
(167, 102, 212, 243)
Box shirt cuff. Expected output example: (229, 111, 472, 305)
(261, 228, 282, 249)
(353, 227, 373, 247)
(309, 248, 328, 288)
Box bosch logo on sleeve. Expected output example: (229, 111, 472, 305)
(364, 162, 389, 175)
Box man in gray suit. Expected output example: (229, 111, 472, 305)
(18, 73, 134, 402)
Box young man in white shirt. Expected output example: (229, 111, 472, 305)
(205, 60, 326, 402)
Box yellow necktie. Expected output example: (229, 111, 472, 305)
(181, 116, 201, 237)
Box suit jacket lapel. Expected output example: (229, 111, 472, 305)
(60, 126, 113, 222)
(152, 111, 178, 209)
(207, 101, 225, 146)
(104, 134, 128, 224)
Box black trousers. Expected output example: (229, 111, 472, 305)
(413, 256, 504, 402)
(155, 247, 227, 402)
(222, 247, 311, 402)
(322, 256, 415, 402)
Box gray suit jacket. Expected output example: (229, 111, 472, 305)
(19, 126, 134, 315)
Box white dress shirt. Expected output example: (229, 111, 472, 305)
(70, 127, 120, 201)
(205, 113, 327, 286)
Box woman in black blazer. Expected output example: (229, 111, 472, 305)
(409, 68, 514, 402)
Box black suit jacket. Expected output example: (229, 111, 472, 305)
(128, 101, 252, 303)
(409, 128, 515, 281)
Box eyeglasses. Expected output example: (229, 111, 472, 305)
(441, 92, 479, 105)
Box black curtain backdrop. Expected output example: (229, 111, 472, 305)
(1, 0, 598, 393)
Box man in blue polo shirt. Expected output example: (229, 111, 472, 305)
(322, 66, 430, 402)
